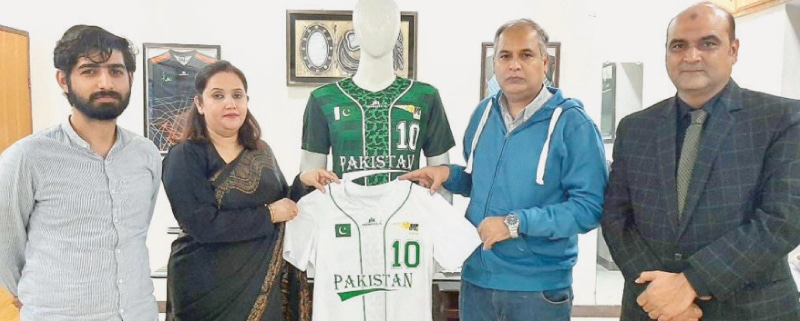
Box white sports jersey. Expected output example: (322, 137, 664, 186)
(284, 180, 480, 321)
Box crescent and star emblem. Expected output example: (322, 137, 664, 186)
(335, 223, 351, 237)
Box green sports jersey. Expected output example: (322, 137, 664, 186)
(302, 77, 455, 185)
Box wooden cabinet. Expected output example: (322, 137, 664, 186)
(709, 0, 792, 16)
(0, 25, 31, 153)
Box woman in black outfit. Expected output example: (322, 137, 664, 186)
(162, 60, 337, 321)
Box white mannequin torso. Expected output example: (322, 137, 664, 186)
(350, 0, 400, 92)
(298, 0, 452, 201)
(300, 0, 405, 173)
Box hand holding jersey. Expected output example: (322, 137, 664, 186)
(398, 165, 450, 193)
(400, 167, 517, 250)
(300, 168, 341, 193)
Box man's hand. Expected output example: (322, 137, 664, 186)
(477, 217, 511, 250)
(635, 271, 698, 320)
(667, 303, 703, 321)
(12, 296, 22, 309)
(299, 168, 340, 193)
(398, 165, 450, 194)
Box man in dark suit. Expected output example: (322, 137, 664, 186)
(602, 2, 800, 321)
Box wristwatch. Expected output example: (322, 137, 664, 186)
(504, 214, 520, 239)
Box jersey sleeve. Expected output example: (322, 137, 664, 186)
(421, 89, 456, 158)
(427, 192, 481, 271)
(301, 94, 331, 154)
(283, 197, 319, 272)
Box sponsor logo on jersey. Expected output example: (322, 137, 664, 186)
(176, 55, 192, 65)
(335, 224, 351, 237)
(366, 100, 382, 108)
(361, 217, 383, 227)
(338, 155, 416, 173)
(333, 272, 414, 301)
(394, 105, 422, 120)
(161, 74, 174, 83)
(395, 222, 419, 232)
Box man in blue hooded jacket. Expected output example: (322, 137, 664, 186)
(400, 18, 607, 321)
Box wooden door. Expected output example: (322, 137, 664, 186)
(0, 287, 20, 321)
(0, 25, 32, 153)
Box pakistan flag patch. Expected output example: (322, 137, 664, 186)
(335, 224, 351, 237)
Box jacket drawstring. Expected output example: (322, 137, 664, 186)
(464, 98, 564, 186)
(536, 107, 563, 185)
(465, 100, 493, 174)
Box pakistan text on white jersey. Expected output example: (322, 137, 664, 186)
(284, 180, 480, 321)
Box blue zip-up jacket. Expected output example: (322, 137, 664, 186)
(444, 87, 608, 291)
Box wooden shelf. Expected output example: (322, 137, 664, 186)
(709, 0, 792, 16)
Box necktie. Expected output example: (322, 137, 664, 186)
(677, 109, 707, 219)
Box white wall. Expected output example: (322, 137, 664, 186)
(733, 4, 787, 95)
(3, 0, 795, 306)
(731, 1, 800, 99)
(782, 2, 800, 99)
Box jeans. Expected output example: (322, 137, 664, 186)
(459, 281, 573, 321)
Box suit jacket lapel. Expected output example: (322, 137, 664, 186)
(678, 81, 743, 235)
(655, 98, 680, 230)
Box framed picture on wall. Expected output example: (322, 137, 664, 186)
(142, 43, 221, 154)
(286, 10, 417, 86)
(600, 62, 617, 143)
(479, 41, 561, 100)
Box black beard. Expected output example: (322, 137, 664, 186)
(67, 87, 130, 121)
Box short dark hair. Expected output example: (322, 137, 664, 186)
(667, 2, 736, 43)
(183, 60, 264, 150)
(493, 18, 549, 57)
(53, 25, 136, 74)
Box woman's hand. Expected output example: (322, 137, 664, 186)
(300, 169, 340, 193)
(267, 198, 298, 223)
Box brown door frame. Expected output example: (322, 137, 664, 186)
(0, 24, 32, 148)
